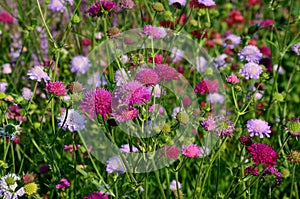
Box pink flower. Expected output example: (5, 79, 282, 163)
(134, 68, 159, 85)
(260, 46, 271, 56)
(161, 146, 181, 160)
(182, 144, 201, 158)
(84, 192, 109, 199)
(80, 88, 112, 119)
(56, 178, 70, 189)
(260, 19, 274, 27)
(194, 79, 219, 94)
(247, 143, 278, 167)
(226, 74, 240, 84)
(149, 54, 163, 64)
(46, 81, 66, 96)
(0, 11, 13, 24)
(154, 64, 179, 81)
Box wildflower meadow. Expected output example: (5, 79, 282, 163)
(0, 0, 300, 198)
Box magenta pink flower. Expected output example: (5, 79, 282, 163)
(80, 88, 112, 120)
(182, 144, 201, 158)
(84, 192, 109, 199)
(56, 178, 70, 189)
(226, 74, 240, 84)
(134, 68, 159, 85)
(154, 64, 179, 81)
(161, 146, 181, 160)
(149, 54, 164, 64)
(112, 108, 139, 122)
(129, 86, 151, 106)
(0, 11, 13, 24)
(46, 81, 66, 96)
(245, 166, 259, 176)
(194, 79, 219, 94)
(260, 19, 274, 27)
(247, 143, 278, 167)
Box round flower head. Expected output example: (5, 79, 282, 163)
(239, 135, 253, 146)
(245, 166, 260, 176)
(223, 34, 241, 49)
(264, 166, 282, 187)
(246, 119, 271, 138)
(134, 68, 159, 85)
(238, 45, 262, 63)
(226, 74, 240, 84)
(182, 144, 201, 158)
(247, 143, 278, 167)
(214, 54, 229, 68)
(48, 0, 65, 12)
(215, 119, 235, 138)
(161, 146, 181, 160)
(119, 0, 135, 9)
(0, 173, 25, 199)
(171, 47, 184, 62)
(201, 117, 216, 131)
(22, 87, 33, 100)
(195, 56, 208, 73)
(120, 144, 139, 153)
(239, 62, 263, 79)
(129, 86, 151, 106)
(194, 79, 219, 94)
(154, 64, 179, 81)
(46, 81, 66, 96)
(169, 0, 187, 7)
(285, 117, 300, 136)
(69, 55, 91, 74)
(84, 192, 109, 199)
(0, 82, 8, 92)
(112, 107, 139, 122)
(207, 93, 225, 104)
(106, 156, 126, 174)
(56, 178, 70, 189)
(142, 25, 166, 39)
(57, 109, 85, 132)
(197, 0, 216, 7)
(115, 68, 130, 86)
(169, 180, 182, 191)
(291, 42, 300, 56)
(80, 88, 112, 120)
(0, 11, 14, 24)
(27, 66, 51, 82)
(287, 150, 300, 163)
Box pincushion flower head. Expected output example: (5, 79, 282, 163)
(215, 118, 235, 138)
(106, 156, 126, 174)
(194, 79, 219, 94)
(246, 119, 271, 138)
(291, 42, 300, 55)
(238, 45, 262, 63)
(27, 66, 51, 82)
(182, 144, 201, 158)
(169, 0, 187, 7)
(80, 88, 112, 120)
(247, 143, 278, 167)
(0, 124, 21, 141)
(57, 109, 85, 132)
(0, 11, 14, 24)
(69, 55, 91, 74)
(222, 34, 241, 49)
(197, 0, 216, 7)
(0, 173, 25, 199)
(239, 63, 263, 80)
(142, 25, 167, 39)
(48, 0, 73, 12)
(226, 74, 240, 84)
(87, 0, 116, 17)
(46, 81, 66, 96)
(134, 68, 159, 85)
(56, 178, 70, 189)
(285, 117, 300, 136)
(154, 64, 180, 81)
(119, 0, 135, 9)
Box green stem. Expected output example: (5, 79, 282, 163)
(290, 164, 296, 198)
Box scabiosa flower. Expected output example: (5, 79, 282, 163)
(115, 68, 130, 86)
(106, 156, 126, 174)
(260, 19, 274, 27)
(84, 192, 109, 199)
(69, 55, 91, 74)
(46, 81, 66, 96)
(120, 144, 139, 153)
(112, 107, 139, 122)
(223, 34, 241, 49)
(154, 64, 179, 81)
(199, 146, 210, 157)
(22, 87, 33, 100)
(149, 54, 164, 64)
(202, 117, 216, 131)
(2, 63, 12, 74)
(207, 93, 225, 104)
(287, 150, 300, 163)
(245, 166, 260, 176)
(119, 0, 135, 9)
(215, 119, 235, 138)
(291, 42, 300, 56)
(0, 11, 13, 24)
(56, 178, 70, 189)
(0, 173, 25, 199)
(195, 56, 208, 73)
(238, 45, 262, 63)
(0, 82, 8, 92)
(285, 117, 300, 136)
(171, 47, 184, 62)
(87, 0, 116, 17)
(194, 79, 219, 94)
(48, 0, 65, 12)
(182, 144, 201, 158)
(246, 119, 271, 138)
(239, 135, 253, 146)
(24, 182, 38, 196)
(169, 0, 187, 7)
(214, 54, 229, 68)
(27, 66, 51, 82)
(247, 143, 278, 167)
(134, 68, 159, 85)
(169, 180, 182, 191)
(226, 74, 240, 84)
(264, 166, 282, 187)
(57, 109, 85, 132)
(197, 0, 216, 7)
(129, 86, 151, 106)
(142, 25, 166, 39)
(161, 146, 181, 160)
(172, 107, 181, 119)
(80, 88, 112, 120)
(239, 63, 263, 80)
(88, 72, 107, 88)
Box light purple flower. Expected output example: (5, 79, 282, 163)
(119, 0, 135, 9)
(214, 54, 229, 68)
(142, 25, 167, 39)
(169, 180, 182, 191)
(69, 55, 91, 74)
(120, 144, 139, 153)
(27, 66, 51, 82)
(169, 0, 187, 6)
(57, 109, 85, 132)
(0, 82, 8, 92)
(115, 68, 130, 86)
(223, 34, 241, 49)
(172, 107, 181, 118)
(202, 117, 216, 131)
(196, 56, 208, 73)
(48, 0, 73, 12)
(239, 63, 263, 79)
(207, 93, 225, 104)
(106, 156, 126, 174)
(22, 87, 33, 101)
(198, 0, 216, 7)
(0, 173, 25, 199)
(88, 72, 107, 87)
(246, 119, 271, 138)
(291, 42, 300, 56)
(238, 45, 262, 63)
(171, 47, 184, 62)
(56, 178, 70, 189)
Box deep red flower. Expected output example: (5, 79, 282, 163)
(247, 143, 278, 167)
(194, 79, 219, 94)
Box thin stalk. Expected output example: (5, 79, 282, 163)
(290, 164, 296, 198)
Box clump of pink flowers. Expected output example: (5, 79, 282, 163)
(46, 81, 66, 96)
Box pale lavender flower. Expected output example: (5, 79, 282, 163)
(273, 64, 284, 75)
(120, 0, 135, 9)
(0, 82, 8, 92)
(120, 144, 139, 153)
(48, 0, 73, 12)
(207, 93, 225, 104)
(106, 156, 126, 174)
(2, 63, 12, 74)
(239, 63, 263, 79)
(142, 25, 166, 39)
(202, 117, 216, 131)
(169, 180, 182, 191)
(88, 72, 107, 88)
(27, 66, 51, 82)
(246, 119, 271, 138)
(22, 87, 33, 101)
(69, 55, 91, 74)
(196, 56, 208, 73)
(172, 107, 181, 118)
(57, 109, 85, 132)
(223, 34, 241, 49)
(115, 68, 130, 86)
(214, 54, 229, 68)
(199, 146, 210, 157)
(291, 42, 300, 56)
(198, 0, 216, 7)
(171, 47, 184, 62)
(169, 0, 187, 6)
(238, 45, 262, 63)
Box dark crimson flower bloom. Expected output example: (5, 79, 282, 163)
(194, 79, 219, 94)
(87, 0, 116, 17)
(159, 20, 175, 29)
(245, 166, 259, 176)
(247, 143, 278, 167)
(239, 135, 253, 146)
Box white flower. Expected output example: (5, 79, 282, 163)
(169, 180, 182, 191)
(57, 109, 85, 132)
(2, 63, 12, 74)
(0, 173, 24, 199)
